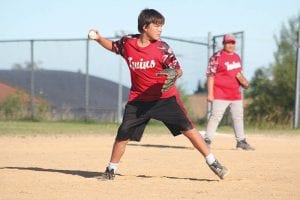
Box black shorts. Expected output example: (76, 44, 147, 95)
(116, 96, 194, 142)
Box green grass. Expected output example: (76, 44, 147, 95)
(0, 121, 299, 136)
(0, 121, 118, 136)
(0, 120, 173, 136)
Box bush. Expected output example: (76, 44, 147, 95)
(0, 91, 49, 120)
(0, 92, 26, 119)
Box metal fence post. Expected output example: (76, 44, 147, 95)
(294, 30, 300, 128)
(241, 31, 245, 66)
(30, 40, 35, 120)
(85, 39, 90, 121)
(117, 57, 123, 124)
(207, 32, 212, 121)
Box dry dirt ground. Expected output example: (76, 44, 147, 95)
(1, 132, 300, 200)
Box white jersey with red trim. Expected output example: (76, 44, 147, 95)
(112, 34, 180, 102)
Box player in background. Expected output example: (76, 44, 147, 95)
(89, 8, 229, 180)
(204, 34, 254, 150)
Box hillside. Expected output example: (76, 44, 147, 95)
(0, 69, 129, 120)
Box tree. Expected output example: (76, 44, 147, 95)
(245, 68, 277, 126)
(12, 63, 23, 70)
(245, 14, 300, 127)
(11, 61, 43, 70)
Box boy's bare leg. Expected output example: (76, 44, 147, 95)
(182, 128, 229, 179)
(110, 139, 129, 163)
(101, 139, 129, 180)
(182, 128, 209, 156)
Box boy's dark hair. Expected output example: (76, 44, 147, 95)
(138, 9, 165, 33)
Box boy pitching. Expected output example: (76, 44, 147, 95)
(89, 8, 229, 180)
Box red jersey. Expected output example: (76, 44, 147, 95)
(112, 34, 180, 102)
(207, 50, 242, 100)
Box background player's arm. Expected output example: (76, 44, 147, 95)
(177, 69, 182, 78)
(206, 54, 218, 102)
(207, 75, 214, 102)
(89, 29, 113, 52)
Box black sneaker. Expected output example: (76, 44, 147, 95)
(236, 139, 255, 150)
(208, 160, 229, 179)
(101, 167, 115, 180)
(204, 138, 211, 147)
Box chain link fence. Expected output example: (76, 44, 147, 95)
(0, 35, 210, 122)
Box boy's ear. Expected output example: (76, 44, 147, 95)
(142, 24, 148, 32)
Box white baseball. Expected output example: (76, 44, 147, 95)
(88, 30, 97, 40)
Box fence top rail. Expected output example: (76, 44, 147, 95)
(162, 36, 208, 46)
(0, 37, 117, 43)
(0, 36, 208, 46)
(212, 31, 244, 39)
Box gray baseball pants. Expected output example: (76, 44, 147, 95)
(205, 100, 245, 141)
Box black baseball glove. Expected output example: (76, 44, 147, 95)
(157, 68, 178, 92)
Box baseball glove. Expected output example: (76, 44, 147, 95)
(236, 72, 249, 89)
(157, 68, 178, 92)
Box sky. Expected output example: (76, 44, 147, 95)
(0, 0, 299, 93)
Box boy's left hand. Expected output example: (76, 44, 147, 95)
(157, 68, 178, 92)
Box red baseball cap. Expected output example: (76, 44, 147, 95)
(223, 34, 236, 44)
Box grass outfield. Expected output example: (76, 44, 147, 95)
(0, 121, 299, 136)
(0, 121, 117, 135)
(0, 121, 175, 136)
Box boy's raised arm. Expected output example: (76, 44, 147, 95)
(88, 29, 113, 52)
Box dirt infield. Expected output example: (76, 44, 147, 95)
(1, 132, 300, 200)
